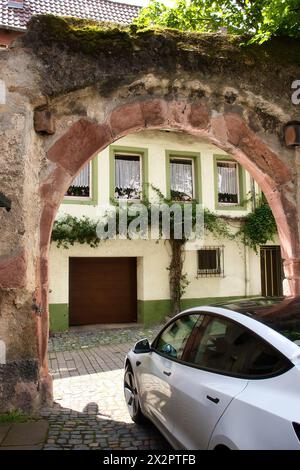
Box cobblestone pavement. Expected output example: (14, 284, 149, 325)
(48, 325, 162, 352)
(42, 329, 170, 450)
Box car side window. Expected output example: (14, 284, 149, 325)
(243, 337, 290, 377)
(184, 315, 291, 377)
(153, 314, 200, 360)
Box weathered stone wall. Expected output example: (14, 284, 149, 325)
(0, 15, 299, 411)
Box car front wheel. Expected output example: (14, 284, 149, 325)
(124, 364, 145, 424)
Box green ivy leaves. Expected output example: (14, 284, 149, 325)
(238, 203, 277, 251)
(134, 0, 300, 43)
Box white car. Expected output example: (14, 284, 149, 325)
(124, 297, 300, 450)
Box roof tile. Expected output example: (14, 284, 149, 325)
(0, 0, 141, 30)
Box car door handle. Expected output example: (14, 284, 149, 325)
(163, 371, 172, 376)
(206, 395, 220, 404)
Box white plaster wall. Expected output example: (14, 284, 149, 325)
(49, 237, 264, 304)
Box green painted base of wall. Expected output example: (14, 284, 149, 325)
(50, 295, 258, 331)
(137, 300, 171, 326)
(49, 304, 69, 332)
(138, 296, 256, 326)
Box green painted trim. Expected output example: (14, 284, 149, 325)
(109, 145, 149, 202)
(138, 299, 171, 326)
(63, 157, 99, 206)
(49, 304, 69, 332)
(165, 150, 202, 203)
(213, 154, 247, 211)
(138, 295, 256, 326)
(50, 296, 258, 330)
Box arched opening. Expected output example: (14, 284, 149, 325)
(37, 98, 299, 403)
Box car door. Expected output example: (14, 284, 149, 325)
(138, 313, 199, 437)
(167, 314, 250, 449)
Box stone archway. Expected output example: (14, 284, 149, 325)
(0, 15, 300, 411)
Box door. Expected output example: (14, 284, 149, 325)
(137, 314, 199, 438)
(168, 314, 249, 449)
(260, 245, 283, 296)
(69, 257, 137, 325)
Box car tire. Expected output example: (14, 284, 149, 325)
(124, 364, 145, 424)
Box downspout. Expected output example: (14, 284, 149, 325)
(250, 177, 256, 211)
(244, 243, 250, 297)
(245, 177, 256, 297)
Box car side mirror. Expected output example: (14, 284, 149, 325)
(133, 338, 151, 354)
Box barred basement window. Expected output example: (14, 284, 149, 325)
(115, 154, 141, 200)
(217, 161, 239, 204)
(197, 247, 224, 277)
(65, 162, 91, 198)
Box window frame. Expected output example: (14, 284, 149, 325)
(197, 246, 224, 277)
(169, 156, 195, 201)
(151, 311, 293, 380)
(165, 150, 201, 203)
(63, 158, 98, 206)
(110, 145, 149, 202)
(214, 155, 246, 211)
(114, 152, 143, 201)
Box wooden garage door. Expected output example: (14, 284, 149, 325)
(69, 257, 137, 326)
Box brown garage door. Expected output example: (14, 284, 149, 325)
(69, 257, 137, 326)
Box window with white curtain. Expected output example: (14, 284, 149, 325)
(65, 162, 91, 198)
(170, 158, 194, 201)
(217, 161, 239, 204)
(115, 154, 141, 200)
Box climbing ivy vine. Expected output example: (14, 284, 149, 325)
(238, 202, 277, 252)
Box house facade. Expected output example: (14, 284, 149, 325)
(49, 129, 282, 331)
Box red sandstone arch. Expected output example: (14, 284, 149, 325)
(37, 98, 299, 398)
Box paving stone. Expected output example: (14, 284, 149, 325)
(42, 329, 170, 450)
(1, 421, 48, 447)
(0, 424, 11, 445)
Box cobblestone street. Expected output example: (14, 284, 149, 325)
(42, 327, 170, 450)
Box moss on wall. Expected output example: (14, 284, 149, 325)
(25, 15, 300, 65)
(20, 14, 300, 109)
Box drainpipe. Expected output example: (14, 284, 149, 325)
(244, 243, 250, 297)
(250, 177, 256, 211)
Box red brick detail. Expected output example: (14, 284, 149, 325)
(0, 28, 22, 47)
(39, 165, 72, 209)
(34, 108, 55, 135)
(109, 102, 145, 138)
(166, 101, 189, 128)
(225, 113, 292, 185)
(188, 99, 210, 129)
(210, 114, 228, 142)
(39, 204, 58, 251)
(47, 119, 111, 175)
(0, 249, 27, 288)
(283, 259, 300, 280)
(140, 99, 168, 127)
(39, 373, 53, 406)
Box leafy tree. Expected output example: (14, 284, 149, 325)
(135, 0, 300, 43)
